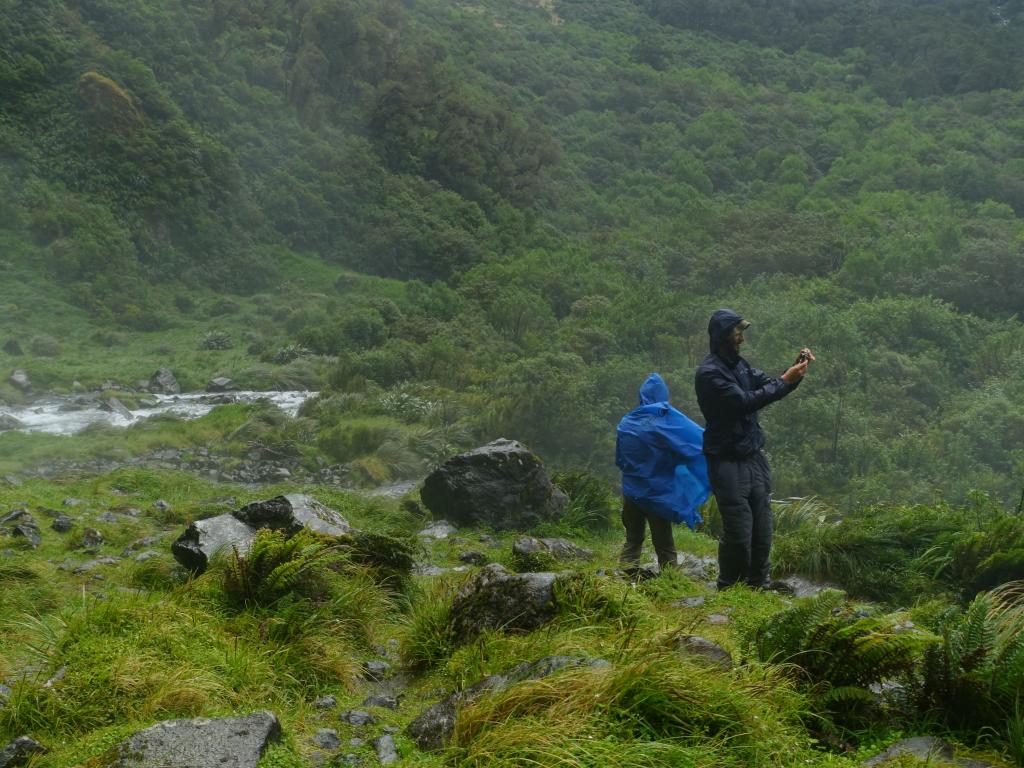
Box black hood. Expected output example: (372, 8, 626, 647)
(708, 308, 745, 352)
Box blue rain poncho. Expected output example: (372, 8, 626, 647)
(615, 373, 711, 529)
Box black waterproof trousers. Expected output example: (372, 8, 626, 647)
(709, 451, 773, 589)
(619, 496, 677, 570)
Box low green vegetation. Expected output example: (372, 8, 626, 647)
(0, 470, 1021, 766)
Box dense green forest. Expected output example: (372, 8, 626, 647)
(2, 0, 1024, 506)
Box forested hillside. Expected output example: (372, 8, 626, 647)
(2, 0, 1024, 505)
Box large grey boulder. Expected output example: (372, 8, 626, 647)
(449, 563, 559, 643)
(234, 494, 352, 537)
(420, 439, 567, 531)
(407, 656, 600, 751)
(102, 711, 281, 768)
(171, 514, 257, 572)
(149, 368, 180, 394)
(0, 736, 46, 767)
(172, 495, 355, 572)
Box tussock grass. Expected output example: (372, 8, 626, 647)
(450, 650, 824, 767)
(401, 576, 461, 671)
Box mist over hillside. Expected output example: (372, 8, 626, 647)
(2, 0, 1023, 504)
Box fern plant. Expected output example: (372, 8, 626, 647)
(754, 589, 938, 719)
(221, 528, 342, 608)
(919, 581, 1024, 728)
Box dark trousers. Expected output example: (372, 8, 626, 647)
(620, 496, 677, 569)
(709, 452, 773, 589)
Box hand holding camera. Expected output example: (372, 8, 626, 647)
(783, 347, 815, 385)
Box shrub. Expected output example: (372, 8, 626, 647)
(752, 589, 938, 719)
(317, 419, 397, 463)
(272, 344, 311, 364)
(220, 528, 342, 608)
(553, 470, 618, 532)
(199, 330, 234, 350)
(29, 334, 61, 357)
(919, 581, 1024, 729)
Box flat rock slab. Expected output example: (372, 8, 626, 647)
(103, 711, 281, 768)
(512, 536, 592, 561)
(374, 735, 399, 765)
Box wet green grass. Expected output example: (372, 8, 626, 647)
(0, 472, 1012, 767)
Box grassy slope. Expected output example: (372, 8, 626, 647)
(0, 471, 1011, 768)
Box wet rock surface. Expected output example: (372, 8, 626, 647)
(171, 513, 257, 572)
(0, 735, 46, 768)
(420, 439, 567, 531)
(234, 494, 351, 537)
(512, 535, 592, 562)
(859, 736, 998, 767)
(674, 635, 733, 668)
(449, 563, 559, 643)
(102, 711, 281, 768)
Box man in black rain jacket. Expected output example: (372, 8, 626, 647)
(694, 308, 813, 589)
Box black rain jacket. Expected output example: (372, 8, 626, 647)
(694, 309, 796, 459)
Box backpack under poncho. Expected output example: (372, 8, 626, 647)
(615, 373, 711, 529)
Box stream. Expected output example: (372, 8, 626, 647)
(0, 391, 317, 436)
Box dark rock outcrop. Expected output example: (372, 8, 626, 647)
(103, 711, 281, 768)
(234, 494, 351, 537)
(449, 563, 559, 643)
(0, 735, 46, 768)
(0, 511, 41, 549)
(149, 368, 180, 394)
(420, 439, 566, 531)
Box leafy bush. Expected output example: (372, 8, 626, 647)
(199, 330, 234, 350)
(272, 344, 311, 364)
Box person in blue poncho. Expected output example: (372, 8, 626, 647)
(616, 373, 711, 571)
